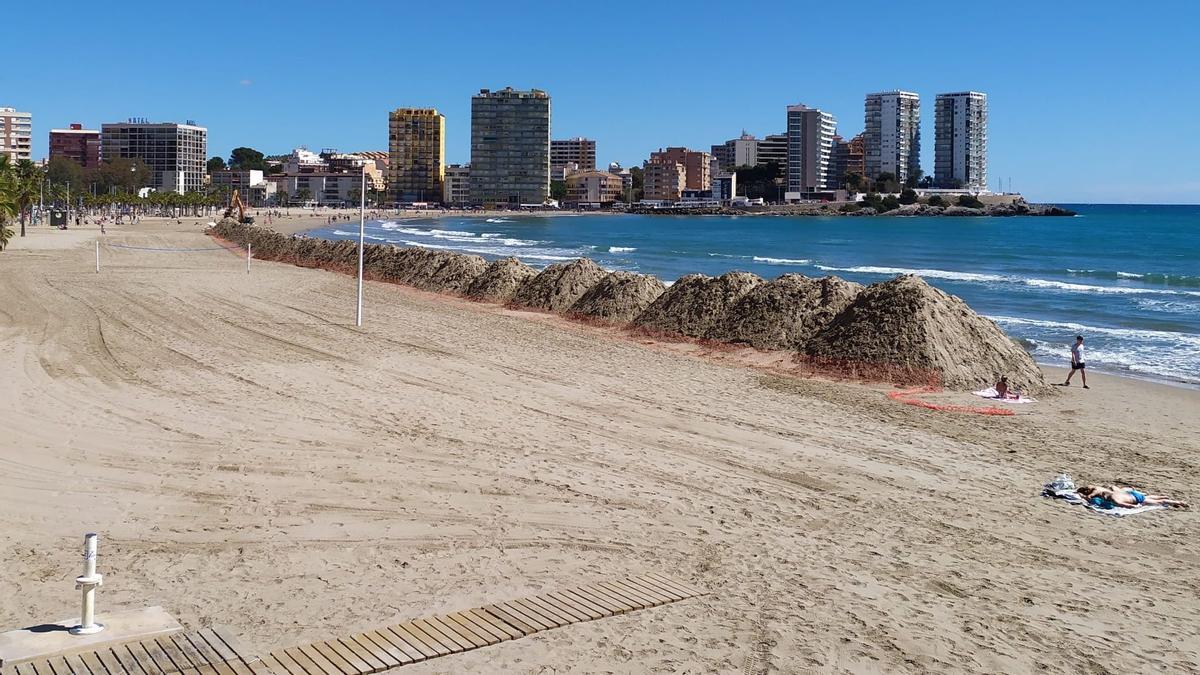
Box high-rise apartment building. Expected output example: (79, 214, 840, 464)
(864, 90, 921, 183)
(470, 87, 551, 205)
(934, 91, 988, 190)
(648, 147, 710, 191)
(100, 119, 207, 193)
(443, 164, 470, 205)
(550, 137, 596, 178)
(830, 133, 866, 189)
(785, 105, 837, 196)
(49, 123, 102, 168)
(0, 108, 32, 161)
(756, 133, 788, 176)
(388, 108, 445, 203)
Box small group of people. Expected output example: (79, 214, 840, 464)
(1077, 484, 1189, 509)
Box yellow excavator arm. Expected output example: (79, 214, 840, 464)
(223, 189, 253, 224)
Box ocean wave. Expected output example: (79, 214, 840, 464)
(1021, 278, 1200, 297)
(400, 240, 580, 262)
(754, 256, 812, 265)
(485, 218, 514, 223)
(1024, 338, 1200, 384)
(1117, 271, 1144, 279)
(988, 315, 1200, 347)
(332, 230, 386, 241)
(608, 246, 637, 253)
(813, 264, 1008, 283)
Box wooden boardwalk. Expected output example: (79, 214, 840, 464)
(1, 627, 269, 675)
(263, 574, 706, 674)
(0, 574, 706, 675)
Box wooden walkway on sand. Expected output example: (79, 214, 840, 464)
(263, 573, 706, 673)
(1, 627, 269, 675)
(0, 574, 706, 675)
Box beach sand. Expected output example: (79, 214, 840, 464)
(2, 220, 1198, 673)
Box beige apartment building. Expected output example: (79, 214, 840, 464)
(564, 170, 623, 205)
(443, 164, 470, 205)
(388, 108, 446, 203)
(642, 160, 687, 201)
(550, 137, 596, 179)
(648, 147, 710, 191)
(0, 107, 33, 161)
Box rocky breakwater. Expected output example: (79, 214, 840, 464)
(210, 219, 1046, 392)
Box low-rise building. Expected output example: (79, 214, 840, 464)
(210, 169, 276, 205)
(564, 170, 623, 206)
(712, 172, 738, 202)
(444, 164, 470, 205)
(279, 173, 367, 206)
(49, 123, 101, 168)
(0, 107, 32, 161)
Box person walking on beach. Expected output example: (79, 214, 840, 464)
(1064, 335, 1088, 388)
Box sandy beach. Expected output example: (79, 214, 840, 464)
(2, 220, 1198, 673)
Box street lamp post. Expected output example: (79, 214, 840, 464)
(355, 164, 366, 327)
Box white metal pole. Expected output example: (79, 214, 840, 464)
(71, 533, 104, 635)
(247, 242, 251, 274)
(95, 241, 100, 273)
(356, 167, 365, 327)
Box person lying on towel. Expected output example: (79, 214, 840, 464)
(994, 376, 1021, 400)
(1077, 485, 1189, 509)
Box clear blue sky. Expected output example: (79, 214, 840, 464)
(7, 0, 1199, 203)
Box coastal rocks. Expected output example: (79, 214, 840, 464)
(942, 206, 986, 217)
(465, 257, 538, 302)
(714, 274, 863, 350)
(888, 204, 945, 217)
(805, 274, 1046, 392)
(510, 258, 608, 312)
(568, 272, 667, 324)
(633, 271, 764, 339)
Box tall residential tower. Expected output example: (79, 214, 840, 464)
(388, 108, 446, 203)
(934, 91, 988, 190)
(469, 87, 551, 205)
(785, 104, 837, 196)
(0, 108, 32, 161)
(864, 91, 921, 183)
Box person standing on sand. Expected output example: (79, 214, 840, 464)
(1063, 335, 1089, 388)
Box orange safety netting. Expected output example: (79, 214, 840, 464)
(886, 387, 1015, 416)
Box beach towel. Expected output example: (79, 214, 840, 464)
(1042, 484, 1167, 517)
(974, 387, 1037, 403)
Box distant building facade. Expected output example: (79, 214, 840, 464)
(550, 137, 596, 179)
(564, 170, 623, 205)
(756, 133, 788, 177)
(210, 169, 274, 205)
(786, 104, 837, 196)
(648, 147, 710, 191)
(934, 91, 988, 190)
(864, 90, 921, 183)
(279, 173, 365, 206)
(49, 123, 101, 168)
(711, 132, 759, 171)
(101, 120, 207, 194)
(830, 133, 865, 189)
(608, 162, 633, 198)
(470, 87, 551, 205)
(0, 107, 32, 161)
(642, 160, 686, 201)
(443, 164, 470, 205)
(388, 108, 446, 203)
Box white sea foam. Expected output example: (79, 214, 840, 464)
(485, 218, 514, 223)
(609, 246, 637, 253)
(333, 230, 386, 241)
(753, 256, 812, 265)
(1116, 271, 1144, 278)
(988, 316, 1200, 347)
(813, 264, 1008, 283)
(1020, 278, 1200, 297)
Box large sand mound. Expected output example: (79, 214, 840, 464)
(465, 258, 539, 302)
(510, 258, 608, 312)
(805, 274, 1046, 391)
(633, 271, 764, 338)
(568, 272, 667, 324)
(714, 274, 863, 350)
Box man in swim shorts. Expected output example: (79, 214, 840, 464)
(1077, 485, 1189, 509)
(1063, 335, 1089, 388)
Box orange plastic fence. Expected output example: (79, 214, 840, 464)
(886, 387, 1015, 416)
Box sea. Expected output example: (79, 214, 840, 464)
(308, 204, 1200, 388)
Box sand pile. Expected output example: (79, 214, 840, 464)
(511, 258, 608, 312)
(806, 274, 1046, 391)
(568, 272, 667, 324)
(421, 252, 488, 294)
(715, 274, 863, 350)
(465, 258, 539, 302)
(633, 271, 763, 339)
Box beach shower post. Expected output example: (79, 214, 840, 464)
(70, 533, 104, 635)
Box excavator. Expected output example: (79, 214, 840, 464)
(223, 189, 254, 224)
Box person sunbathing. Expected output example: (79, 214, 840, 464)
(994, 376, 1020, 399)
(1077, 485, 1189, 509)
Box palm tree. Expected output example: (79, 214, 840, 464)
(12, 160, 41, 237)
(0, 164, 16, 250)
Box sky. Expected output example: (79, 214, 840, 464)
(5, 0, 1199, 203)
